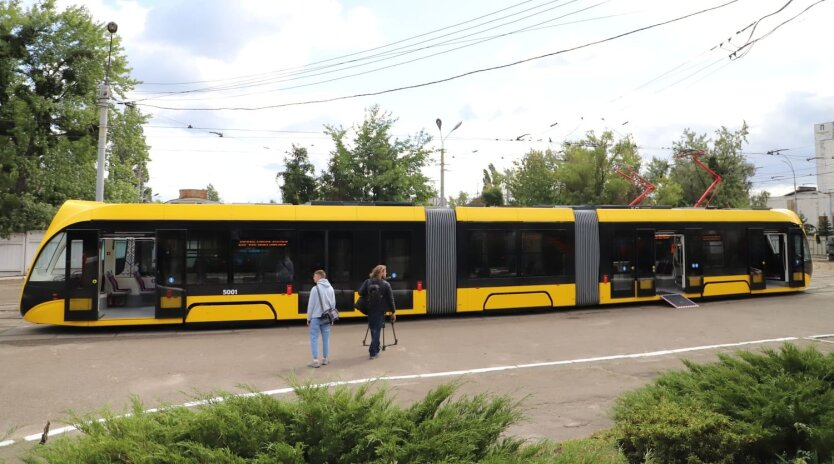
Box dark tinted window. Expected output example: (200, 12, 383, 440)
(186, 231, 229, 285)
(328, 231, 352, 286)
(233, 231, 293, 285)
(703, 233, 724, 268)
(467, 230, 516, 278)
(298, 231, 325, 291)
(520, 230, 568, 277)
(382, 231, 412, 284)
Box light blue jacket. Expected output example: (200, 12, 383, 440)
(307, 279, 336, 321)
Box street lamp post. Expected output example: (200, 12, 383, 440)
(768, 149, 796, 212)
(95, 21, 118, 202)
(435, 118, 462, 207)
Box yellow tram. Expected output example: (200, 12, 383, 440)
(19, 200, 811, 327)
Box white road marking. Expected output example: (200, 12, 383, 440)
(0, 440, 13, 448)
(18, 334, 813, 443)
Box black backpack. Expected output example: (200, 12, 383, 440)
(367, 282, 383, 306)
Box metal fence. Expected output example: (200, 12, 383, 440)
(0, 231, 45, 277)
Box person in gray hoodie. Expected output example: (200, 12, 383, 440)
(307, 269, 336, 368)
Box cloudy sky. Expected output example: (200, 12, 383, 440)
(58, 0, 834, 203)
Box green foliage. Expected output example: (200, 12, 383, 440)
(105, 105, 152, 203)
(612, 344, 834, 463)
(751, 190, 771, 209)
(278, 144, 317, 204)
(670, 124, 755, 208)
(643, 158, 683, 206)
(557, 132, 640, 205)
(817, 216, 833, 237)
(506, 149, 561, 206)
(318, 105, 435, 204)
(206, 184, 221, 202)
(481, 163, 505, 206)
(447, 190, 471, 208)
(28, 382, 626, 463)
(0, 0, 140, 236)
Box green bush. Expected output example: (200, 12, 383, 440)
(21, 382, 630, 463)
(612, 344, 834, 463)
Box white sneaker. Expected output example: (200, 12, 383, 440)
(321, 358, 329, 366)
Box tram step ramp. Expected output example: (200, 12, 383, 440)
(660, 293, 699, 309)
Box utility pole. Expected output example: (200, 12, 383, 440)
(435, 118, 462, 207)
(95, 22, 118, 202)
(767, 149, 796, 212)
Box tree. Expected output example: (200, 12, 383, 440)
(277, 144, 317, 204)
(670, 124, 755, 208)
(0, 0, 138, 236)
(750, 190, 770, 208)
(505, 149, 561, 206)
(206, 184, 220, 202)
(556, 131, 640, 205)
(319, 105, 435, 203)
(817, 215, 833, 237)
(643, 158, 683, 206)
(447, 191, 470, 208)
(480, 163, 504, 206)
(105, 105, 152, 203)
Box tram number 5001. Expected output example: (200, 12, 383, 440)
(222, 289, 238, 295)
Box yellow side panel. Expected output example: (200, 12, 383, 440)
(702, 276, 750, 297)
(456, 207, 574, 222)
(457, 285, 575, 312)
(23, 301, 65, 324)
(598, 283, 666, 304)
(23, 301, 180, 327)
(160, 296, 182, 309)
(597, 208, 799, 224)
(186, 304, 275, 323)
(68, 298, 92, 311)
(295, 205, 425, 222)
(411, 290, 427, 315)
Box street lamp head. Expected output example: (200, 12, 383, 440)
(452, 121, 462, 132)
(106, 22, 118, 34)
(436, 118, 442, 131)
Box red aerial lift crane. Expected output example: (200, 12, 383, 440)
(674, 149, 722, 207)
(615, 165, 655, 206)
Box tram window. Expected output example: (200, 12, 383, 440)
(328, 231, 353, 285)
(467, 230, 516, 278)
(520, 230, 567, 277)
(29, 232, 66, 282)
(232, 231, 293, 285)
(610, 232, 632, 275)
(703, 234, 725, 268)
(298, 231, 325, 291)
(186, 231, 229, 285)
(382, 232, 411, 282)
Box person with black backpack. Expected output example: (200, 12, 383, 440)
(358, 264, 396, 359)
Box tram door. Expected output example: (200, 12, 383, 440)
(684, 228, 704, 293)
(635, 229, 656, 297)
(747, 228, 766, 290)
(788, 229, 806, 287)
(64, 230, 100, 321)
(155, 230, 187, 319)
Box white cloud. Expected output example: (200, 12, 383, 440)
(60, 0, 834, 202)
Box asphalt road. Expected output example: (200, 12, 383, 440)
(1, 261, 833, 461)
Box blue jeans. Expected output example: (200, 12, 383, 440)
(368, 312, 385, 356)
(309, 318, 331, 359)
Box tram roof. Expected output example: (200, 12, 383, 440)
(45, 201, 800, 238)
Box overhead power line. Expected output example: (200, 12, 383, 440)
(133, 0, 740, 112)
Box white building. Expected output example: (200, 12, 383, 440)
(767, 121, 834, 232)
